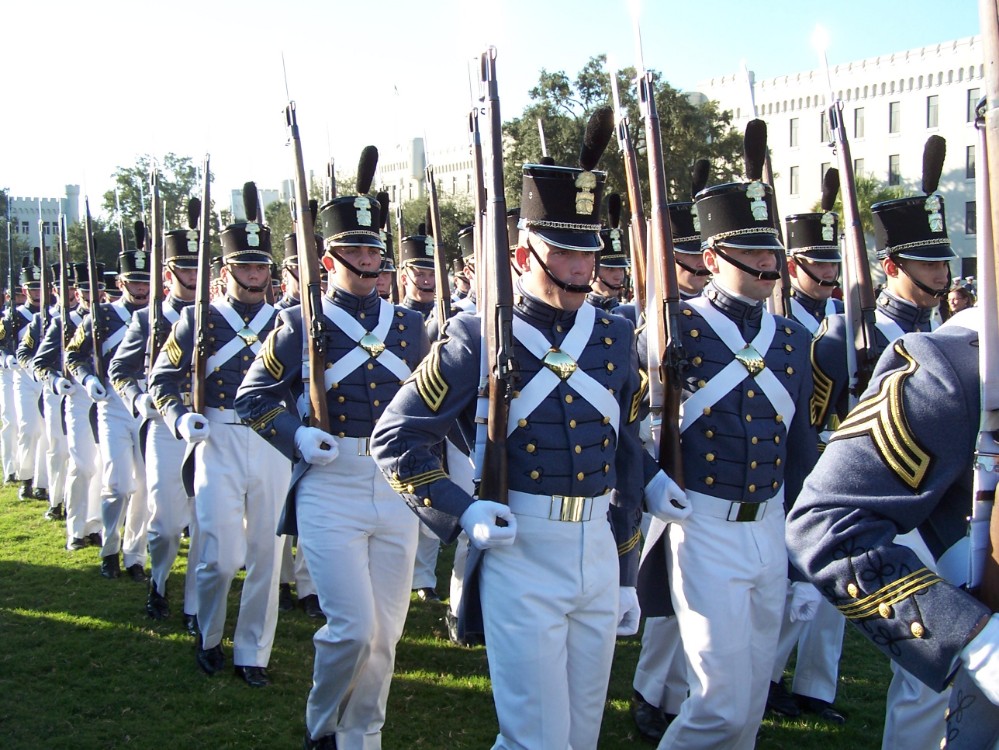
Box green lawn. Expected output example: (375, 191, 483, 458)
(0, 485, 891, 748)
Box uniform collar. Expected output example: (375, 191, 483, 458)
(877, 288, 933, 328)
(585, 291, 619, 311)
(166, 294, 192, 311)
(326, 285, 381, 314)
(703, 281, 765, 324)
(223, 294, 268, 316)
(403, 297, 435, 315)
(514, 280, 578, 327)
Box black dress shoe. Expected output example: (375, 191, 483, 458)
(415, 587, 441, 603)
(5, 473, 16, 484)
(18, 480, 33, 500)
(126, 564, 148, 583)
(44, 504, 64, 521)
(100, 555, 121, 579)
(234, 665, 271, 687)
(32, 487, 48, 501)
(304, 731, 337, 749)
(278, 583, 295, 611)
(767, 679, 802, 718)
(146, 582, 171, 620)
(183, 614, 199, 637)
(300, 594, 324, 619)
(87, 532, 102, 546)
(795, 694, 846, 724)
(67, 537, 87, 551)
(630, 690, 669, 744)
(195, 637, 224, 675)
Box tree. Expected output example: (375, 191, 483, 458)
(265, 201, 294, 266)
(101, 153, 201, 239)
(810, 172, 905, 236)
(398, 192, 474, 268)
(503, 55, 745, 217)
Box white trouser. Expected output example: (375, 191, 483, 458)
(634, 615, 688, 715)
(280, 535, 315, 597)
(0, 368, 18, 476)
(64, 391, 101, 541)
(882, 663, 949, 750)
(42, 388, 68, 507)
(662, 498, 787, 750)
(482, 496, 618, 750)
(193, 422, 289, 666)
(771, 587, 845, 702)
(298, 442, 419, 749)
(146, 416, 199, 613)
(445, 440, 475, 614)
(97, 390, 148, 566)
(13, 368, 47, 485)
(412, 522, 440, 590)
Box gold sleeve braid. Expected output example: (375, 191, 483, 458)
(413, 337, 449, 413)
(837, 568, 942, 620)
(66, 322, 87, 352)
(259, 332, 284, 381)
(809, 318, 834, 428)
(618, 529, 641, 556)
(628, 369, 649, 424)
(387, 468, 449, 494)
(163, 332, 183, 368)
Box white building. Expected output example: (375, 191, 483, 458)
(378, 138, 477, 207)
(7, 185, 81, 251)
(229, 188, 281, 222)
(694, 35, 984, 276)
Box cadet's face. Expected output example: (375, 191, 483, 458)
(166, 266, 198, 301)
(703, 245, 778, 301)
(676, 252, 710, 295)
(884, 258, 949, 308)
(122, 280, 150, 305)
(517, 238, 595, 310)
(23, 287, 41, 305)
(281, 266, 301, 299)
(324, 245, 381, 296)
(788, 257, 838, 300)
(375, 271, 393, 298)
(225, 263, 271, 303)
(594, 267, 626, 293)
(406, 266, 436, 302)
(948, 290, 972, 313)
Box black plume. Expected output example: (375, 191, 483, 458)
(356, 146, 379, 194)
(821, 168, 840, 212)
(376, 192, 390, 230)
(607, 193, 622, 229)
(922, 135, 946, 194)
(691, 159, 710, 198)
(242, 182, 259, 223)
(744, 119, 767, 182)
(580, 106, 614, 171)
(425, 208, 433, 237)
(417, 222, 426, 236)
(539, 156, 556, 166)
(188, 198, 201, 229)
(309, 199, 318, 226)
(133, 221, 146, 249)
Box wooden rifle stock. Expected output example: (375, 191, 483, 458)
(285, 101, 330, 432)
(147, 170, 165, 373)
(478, 47, 516, 505)
(57, 215, 70, 377)
(83, 198, 106, 382)
(468, 106, 488, 306)
(37, 208, 49, 333)
(426, 165, 452, 330)
(192, 156, 211, 416)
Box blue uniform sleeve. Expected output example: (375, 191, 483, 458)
(33, 316, 66, 380)
(148, 307, 194, 435)
(108, 308, 150, 414)
(65, 310, 97, 383)
(16, 314, 42, 373)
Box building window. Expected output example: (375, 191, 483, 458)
(820, 112, 831, 142)
(968, 87, 981, 122)
(789, 117, 799, 147)
(789, 166, 800, 196)
(889, 101, 901, 133)
(968, 145, 976, 179)
(966, 201, 976, 235)
(926, 95, 939, 128)
(888, 154, 901, 186)
(21, 221, 28, 235)
(854, 158, 865, 176)
(854, 107, 865, 138)
(820, 162, 831, 189)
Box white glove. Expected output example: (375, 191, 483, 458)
(294, 426, 339, 466)
(176, 412, 211, 444)
(134, 393, 159, 420)
(83, 375, 108, 402)
(644, 470, 691, 525)
(52, 375, 76, 396)
(4, 354, 16, 369)
(617, 586, 641, 636)
(638, 415, 654, 446)
(961, 614, 999, 706)
(789, 581, 823, 623)
(459, 500, 517, 550)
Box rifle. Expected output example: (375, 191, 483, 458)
(37, 202, 49, 332)
(284, 97, 330, 432)
(633, 22, 685, 486)
(114, 188, 128, 255)
(83, 198, 106, 382)
(608, 57, 648, 315)
(57, 214, 71, 377)
(537, 118, 548, 158)
(6, 198, 14, 323)
(192, 155, 211, 416)
(468, 102, 488, 306)
(477, 47, 516, 506)
(147, 168, 165, 373)
(817, 44, 881, 399)
(426, 165, 452, 328)
(326, 159, 336, 202)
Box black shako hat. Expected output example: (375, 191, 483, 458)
(669, 202, 702, 255)
(518, 164, 605, 251)
(164, 198, 201, 269)
(785, 212, 842, 262)
(457, 224, 475, 260)
(319, 146, 384, 252)
(71, 262, 107, 290)
(695, 181, 782, 252)
(598, 193, 629, 267)
(220, 182, 273, 265)
(399, 227, 436, 269)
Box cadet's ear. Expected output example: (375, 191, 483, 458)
(702, 246, 721, 275)
(514, 244, 531, 272)
(882, 257, 900, 278)
(321, 253, 335, 273)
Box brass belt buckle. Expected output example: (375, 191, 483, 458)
(727, 500, 766, 522)
(554, 495, 587, 522)
(357, 437, 371, 456)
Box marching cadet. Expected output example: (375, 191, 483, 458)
(767, 195, 849, 724)
(9, 257, 49, 501)
(0, 285, 26, 483)
(375, 252, 396, 301)
(451, 225, 476, 313)
(66, 241, 151, 582)
(36, 263, 105, 550)
(786, 308, 999, 749)
(586, 193, 629, 315)
(103, 270, 123, 302)
(640, 155, 818, 749)
(148, 183, 290, 687)
(371, 133, 686, 749)
(235, 148, 430, 749)
(398, 225, 437, 320)
(107, 204, 200, 634)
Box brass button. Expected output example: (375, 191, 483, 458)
(750, 460, 757, 469)
(512, 390, 521, 398)
(697, 379, 707, 388)
(338, 432, 345, 438)
(847, 583, 859, 598)
(606, 362, 614, 371)
(774, 435, 781, 445)
(218, 393, 225, 399)
(337, 396, 345, 403)
(269, 428, 277, 436)
(747, 389, 755, 398)
(703, 407, 712, 416)
(326, 363, 333, 370)
(603, 463, 610, 473)
(706, 452, 716, 462)
(369, 382, 377, 389)
(574, 445, 582, 454)
(208, 323, 215, 329)
(683, 308, 692, 316)
(692, 356, 702, 366)
(400, 340, 407, 348)
(565, 394, 573, 404)
(775, 458, 781, 467)
(332, 382, 340, 389)
(359, 312, 366, 320)
(576, 472, 585, 481)
(367, 363, 374, 370)
(242, 355, 250, 361)
(218, 406, 225, 411)
(705, 476, 715, 486)
(602, 416, 611, 425)
(784, 344, 793, 352)
(878, 603, 892, 619)
(569, 419, 576, 428)
(776, 414, 784, 423)
(530, 470, 540, 480)
(745, 414, 752, 422)
(518, 418, 527, 428)
(556, 325, 564, 333)
(398, 324, 406, 331)
(526, 444, 536, 453)
(748, 484, 756, 493)
(751, 436, 759, 445)
(602, 438, 610, 448)
(705, 430, 715, 439)
(784, 326, 793, 334)
(338, 415, 346, 422)
(217, 379, 224, 385)
(772, 481, 779, 489)
(786, 367, 795, 375)
(373, 400, 380, 407)
(910, 622, 925, 638)
(422, 497, 432, 507)
(603, 337, 612, 345)
(690, 329, 700, 338)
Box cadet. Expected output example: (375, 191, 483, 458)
(235, 149, 430, 748)
(398, 226, 437, 320)
(586, 193, 629, 315)
(107, 205, 200, 632)
(372, 147, 685, 749)
(0, 285, 27, 483)
(148, 184, 290, 687)
(786, 309, 999, 749)
(66, 243, 151, 582)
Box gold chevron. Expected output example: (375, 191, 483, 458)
(810, 320, 834, 428)
(837, 567, 941, 619)
(66, 322, 87, 352)
(414, 337, 449, 413)
(163, 332, 183, 368)
(618, 529, 641, 556)
(830, 341, 930, 490)
(629, 369, 649, 424)
(387, 468, 449, 494)
(259, 333, 284, 381)
(248, 406, 284, 434)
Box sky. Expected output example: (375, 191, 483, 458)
(1, 0, 982, 219)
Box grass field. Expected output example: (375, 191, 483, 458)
(0, 484, 893, 749)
